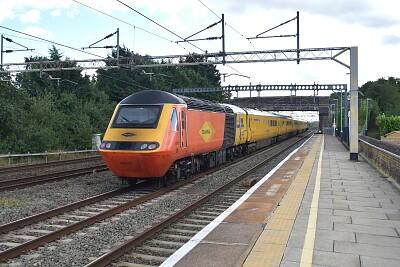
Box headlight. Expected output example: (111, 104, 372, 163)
(100, 142, 112, 149)
(139, 142, 158, 150)
(140, 143, 148, 149)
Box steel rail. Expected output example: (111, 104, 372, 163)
(0, 132, 311, 262)
(0, 170, 215, 261)
(0, 156, 101, 175)
(86, 132, 313, 266)
(0, 165, 108, 192)
(0, 187, 131, 234)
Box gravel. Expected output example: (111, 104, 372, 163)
(1, 137, 306, 266)
(0, 171, 121, 225)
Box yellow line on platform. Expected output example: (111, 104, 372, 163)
(300, 135, 324, 267)
(242, 135, 322, 267)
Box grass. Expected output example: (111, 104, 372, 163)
(0, 197, 27, 207)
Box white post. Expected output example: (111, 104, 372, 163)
(349, 47, 358, 161)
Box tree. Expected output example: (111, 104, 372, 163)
(360, 77, 400, 116)
(96, 46, 226, 102)
(1, 46, 227, 154)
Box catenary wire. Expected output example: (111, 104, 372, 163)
(0, 26, 105, 59)
(99, 73, 154, 90)
(72, 0, 197, 57)
(197, 0, 260, 52)
(197, 0, 269, 90)
(116, 0, 206, 53)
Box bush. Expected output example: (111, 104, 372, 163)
(376, 114, 400, 136)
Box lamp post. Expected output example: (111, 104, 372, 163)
(340, 88, 343, 142)
(365, 98, 371, 136)
(333, 99, 338, 136)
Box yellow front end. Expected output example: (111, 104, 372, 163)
(99, 104, 176, 178)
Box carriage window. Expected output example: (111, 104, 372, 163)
(112, 105, 161, 128)
(181, 111, 185, 130)
(171, 108, 178, 131)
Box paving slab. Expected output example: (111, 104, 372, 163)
(164, 134, 400, 267)
(280, 134, 400, 267)
(356, 233, 400, 247)
(333, 209, 389, 219)
(334, 241, 400, 260)
(360, 256, 400, 267)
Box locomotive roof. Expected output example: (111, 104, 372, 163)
(120, 90, 226, 113)
(120, 90, 186, 105)
(177, 95, 226, 113)
(220, 103, 246, 114)
(243, 108, 279, 117)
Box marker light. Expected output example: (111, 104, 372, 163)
(148, 143, 157, 150)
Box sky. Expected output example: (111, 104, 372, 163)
(0, 0, 399, 100)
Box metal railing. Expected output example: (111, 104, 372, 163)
(0, 149, 99, 166)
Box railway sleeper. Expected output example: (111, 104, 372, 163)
(173, 222, 205, 230)
(111, 262, 151, 267)
(2, 234, 37, 241)
(139, 245, 176, 255)
(147, 239, 185, 248)
(193, 210, 222, 216)
(127, 252, 167, 265)
(158, 233, 192, 241)
(133, 247, 173, 258)
(189, 214, 215, 220)
(0, 242, 20, 248)
(166, 228, 199, 235)
(179, 218, 210, 225)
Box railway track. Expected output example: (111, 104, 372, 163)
(86, 132, 313, 266)
(0, 164, 109, 192)
(0, 132, 312, 265)
(108, 187, 249, 266)
(0, 156, 101, 175)
(0, 184, 159, 260)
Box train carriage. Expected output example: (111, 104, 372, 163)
(99, 90, 308, 185)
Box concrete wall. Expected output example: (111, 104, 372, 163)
(359, 139, 400, 186)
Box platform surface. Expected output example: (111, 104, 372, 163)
(161, 134, 400, 267)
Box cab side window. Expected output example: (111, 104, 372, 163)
(170, 108, 178, 131)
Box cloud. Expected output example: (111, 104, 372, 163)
(23, 26, 53, 39)
(382, 35, 400, 45)
(0, 0, 72, 23)
(19, 9, 41, 23)
(220, 0, 400, 29)
(0, 3, 16, 24)
(66, 8, 79, 18)
(50, 10, 61, 17)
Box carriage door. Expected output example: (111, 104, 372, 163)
(180, 110, 187, 148)
(239, 116, 246, 143)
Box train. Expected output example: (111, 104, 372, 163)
(99, 90, 308, 185)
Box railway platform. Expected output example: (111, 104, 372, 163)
(160, 134, 400, 267)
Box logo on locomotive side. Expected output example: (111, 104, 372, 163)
(199, 121, 216, 143)
(121, 132, 136, 137)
